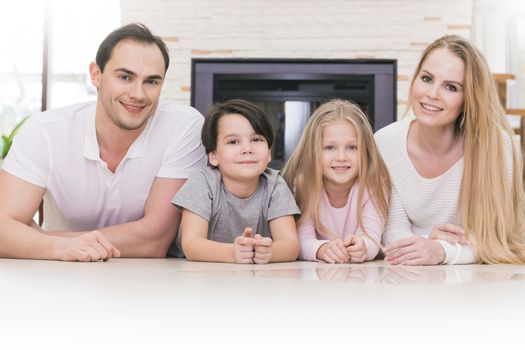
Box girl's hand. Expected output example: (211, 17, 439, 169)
(429, 223, 469, 245)
(233, 228, 255, 264)
(344, 235, 368, 263)
(383, 235, 445, 266)
(253, 234, 273, 264)
(316, 239, 349, 263)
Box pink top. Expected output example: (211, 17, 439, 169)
(298, 181, 384, 261)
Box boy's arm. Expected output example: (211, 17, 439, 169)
(181, 209, 237, 263)
(267, 215, 300, 262)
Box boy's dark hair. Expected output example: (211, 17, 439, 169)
(202, 99, 274, 154)
(95, 23, 170, 73)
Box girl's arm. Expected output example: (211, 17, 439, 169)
(180, 210, 237, 263)
(297, 218, 330, 261)
(267, 215, 300, 262)
(357, 194, 386, 261)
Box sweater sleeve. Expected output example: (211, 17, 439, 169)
(297, 218, 329, 262)
(385, 183, 480, 265)
(356, 194, 384, 261)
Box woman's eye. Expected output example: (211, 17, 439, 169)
(445, 84, 457, 92)
(421, 75, 432, 83)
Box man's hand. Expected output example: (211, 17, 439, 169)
(55, 230, 121, 262)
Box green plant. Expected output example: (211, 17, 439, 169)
(1, 116, 29, 158)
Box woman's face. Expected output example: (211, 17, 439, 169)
(410, 47, 465, 130)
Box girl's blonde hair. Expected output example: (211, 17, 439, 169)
(406, 35, 525, 263)
(282, 99, 391, 241)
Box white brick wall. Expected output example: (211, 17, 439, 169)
(120, 0, 473, 116)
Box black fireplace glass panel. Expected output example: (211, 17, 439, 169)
(191, 59, 396, 169)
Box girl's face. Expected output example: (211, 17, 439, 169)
(321, 120, 359, 192)
(410, 47, 465, 130)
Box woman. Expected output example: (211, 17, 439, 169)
(375, 35, 525, 265)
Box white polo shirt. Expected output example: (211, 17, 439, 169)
(3, 101, 206, 231)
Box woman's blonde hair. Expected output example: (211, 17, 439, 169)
(282, 99, 391, 242)
(407, 35, 525, 263)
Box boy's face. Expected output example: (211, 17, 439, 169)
(209, 113, 271, 188)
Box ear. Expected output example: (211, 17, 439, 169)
(266, 148, 272, 165)
(208, 151, 219, 167)
(89, 62, 101, 88)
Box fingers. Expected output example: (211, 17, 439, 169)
(61, 231, 119, 262)
(254, 237, 273, 264)
(383, 236, 417, 254)
(434, 223, 465, 235)
(346, 236, 367, 263)
(321, 240, 349, 263)
(242, 227, 253, 238)
(429, 224, 468, 245)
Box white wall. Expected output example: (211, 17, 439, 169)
(120, 0, 474, 115)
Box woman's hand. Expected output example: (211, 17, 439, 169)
(383, 236, 445, 265)
(429, 223, 469, 245)
(316, 239, 349, 263)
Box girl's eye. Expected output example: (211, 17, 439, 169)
(324, 145, 335, 150)
(348, 145, 358, 150)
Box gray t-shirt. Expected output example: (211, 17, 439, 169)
(169, 166, 300, 257)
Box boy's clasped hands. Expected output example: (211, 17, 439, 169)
(316, 235, 367, 264)
(233, 228, 274, 264)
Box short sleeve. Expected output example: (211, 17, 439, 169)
(267, 175, 301, 221)
(2, 117, 50, 188)
(171, 168, 214, 222)
(158, 110, 206, 179)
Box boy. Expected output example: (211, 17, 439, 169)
(172, 99, 300, 263)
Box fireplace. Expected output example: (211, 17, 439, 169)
(191, 59, 397, 168)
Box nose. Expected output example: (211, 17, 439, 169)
(336, 147, 347, 160)
(426, 82, 440, 99)
(241, 141, 253, 154)
(129, 81, 146, 100)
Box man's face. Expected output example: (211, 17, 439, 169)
(90, 39, 165, 131)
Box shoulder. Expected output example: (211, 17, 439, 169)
(18, 102, 94, 137)
(153, 100, 204, 126)
(374, 117, 411, 144)
(374, 117, 412, 165)
(189, 166, 220, 182)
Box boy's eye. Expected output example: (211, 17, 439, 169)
(118, 75, 131, 81)
(252, 137, 265, 143)
(226, 139, 239, 145)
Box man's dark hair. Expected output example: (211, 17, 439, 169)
(202, 99, 274, 154)
(95, 23, 169, 73)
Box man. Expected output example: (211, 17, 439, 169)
(0, 23, 205, 261)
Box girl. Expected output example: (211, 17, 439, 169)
(375, 35, 525, 265)
(282, 99, 391, 263)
